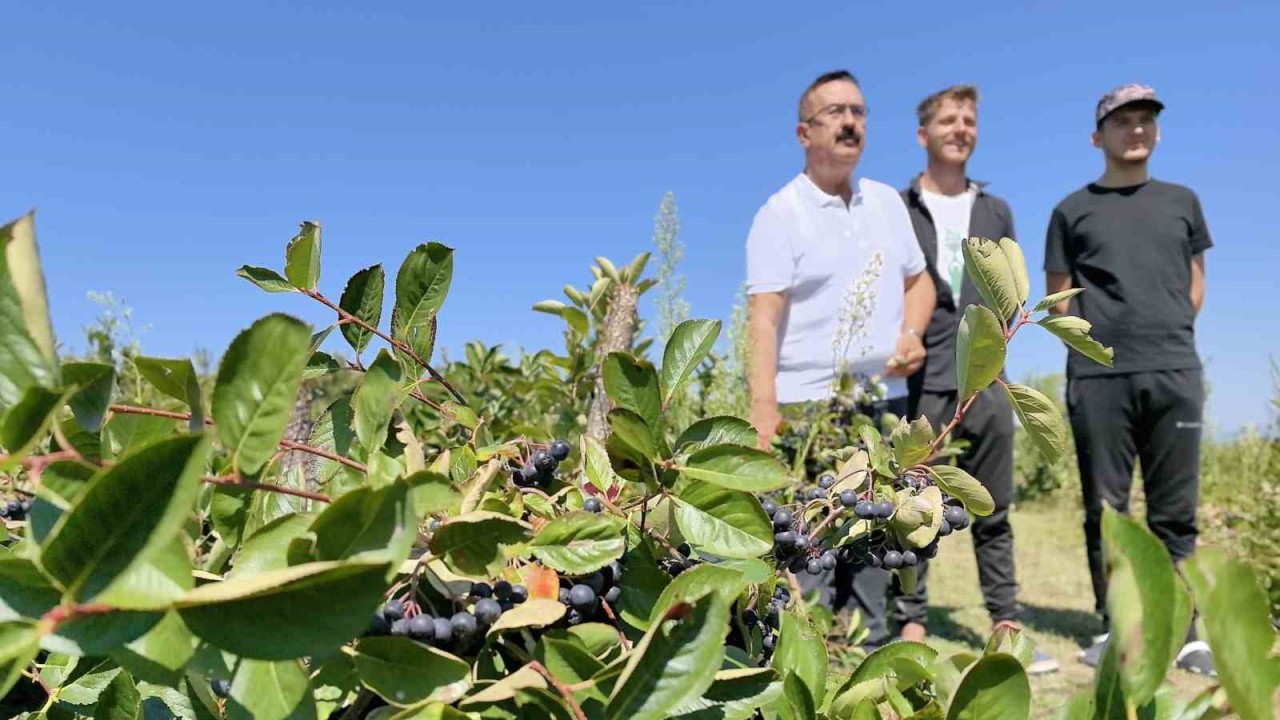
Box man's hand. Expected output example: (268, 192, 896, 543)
(751, 402, 782, 450)
(885, 330, 926, 378)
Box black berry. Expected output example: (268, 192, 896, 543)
(854, 500, 875, 519)
(471, 582, 493, 599)
(938, 519, 953, 537)
(901, 550, 919, 567)
(390, 619, 411, 637)
(821, 552, 837, 570)
(806, 559, 823, 575)
(549, 438, 572, 461)
(211, 679, 230, 698)
(532, 450, 557, 474)
(408, 614, 435, 641)
(382, 599, 405, 621)
(774, 531, 797, 549)
(762, 500, 779, 517)
(818, 474, 836, 489)
(604, 586, 621, 604)
(518, 464, 540, 486)
(883, 550, 903, 569)
(944, 505, 967, 527)
(569, 584, 597, 613)
(474, 599, 502, 626)
(510, 584, 528, 604)
(493, 581, 513, 601)
(583, 497, 602, 513)
(772, 509, 794, 530)
(865, 552, 883, 568)
(840, 490, 859, 508)
(875, 501, 895, 519)
(433, 617, 453, 645)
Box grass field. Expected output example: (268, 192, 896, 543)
(831, 498, 1220, 719)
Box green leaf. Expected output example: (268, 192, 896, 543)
(353, 350, 403, 456)
(779, 671, 815, 720)
(103, 414, 176, 460)
(404, 471, 462, 518)
(393, 242, 453, 362)
(672, 479, 773, 559)
(603, 353, 662, 431)
(997, 237, 1030, 306)
(0, 620, 42, 697)
(1004, 383, 1069, 468)
(661, 320, 721, 407)
(607, 591, 729, 720)
(961, 236, 1020, 319)
(310, 395, 363, 489)
(607, 408, 660, 465)
(309, 479, 418, 570)
(459, 665, 546, 706)
(427, 512, 530, 578)
(618, 540, 671, 629)
(339, 264, 385, 355)
(111, 611, 197, 686)
(891, 416, 936, 469)
(40, 434, 210, 602)
(134, 357, 204, 430)
(62, 362, 115, 432)
(42, 610, 163, 657)
(0, 557, 61, 621)
(538, 636, 606, 688)
(903, 486, 945, 549)
(532, 299, 566, 315)
(771, 609, 828, 707)
(925, 465, 994, 517)
(91, 536, 194, 610)
(676, 445, 791, 492)
(284, 221, 322, 290)
(674, 416, 757, 455)
(0, 219, 57, 416)
(955, 305, 1006, 401)
(93, 668, 142, 720)
(529, 512, 626, 574)
(228, 513, 314, 579)
(226, 658, 317, 720)
(212, 314, 312, 476)
(581, 434, 621, 494)
(485, 599, 567, 636)
(1101, 507, 1192, 707)
(352, 637, 471, 707)
(932, 651, 977, 709)
(562, 307, 589, 336)
(236, 266, 296, 293)
(1032, 287, 1084, 314)
(1037, 315, 1115, 368)
(1182, 547, 1280, 720)
(0, 385, 72, 470)
(176, 560, 391, 660)
(945, 653, 1029, 720)
(648, 564, 746, 628)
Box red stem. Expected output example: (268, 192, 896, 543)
(526, 660, 588, 720)
(302, 289, 468, 406)
(203, 475, 332, 504)
(109, 404, 368, 473)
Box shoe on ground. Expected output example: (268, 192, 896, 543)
(1027, 648, 1060, 676)
(1078, 633, 1109, 668)
(1175, 641, 1217, 678)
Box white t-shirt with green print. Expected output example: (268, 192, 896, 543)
(921, 188, 975, 304)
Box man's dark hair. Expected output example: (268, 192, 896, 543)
(799, 70, 861, 122)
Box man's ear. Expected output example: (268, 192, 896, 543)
(916, 125, 928, 150)
(1090, 129, 1102, 149)
(796, 122, 811, 149)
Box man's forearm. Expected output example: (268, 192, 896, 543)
(748, 317, 779, 410)
(902, 272, 935, 334)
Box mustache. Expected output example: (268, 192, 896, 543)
(836, 127, 862, 144)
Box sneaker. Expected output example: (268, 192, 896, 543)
(1175, 641, 1217, 678)
(1078, 633, 1109, 668)
(1027, 648, 1060, 676)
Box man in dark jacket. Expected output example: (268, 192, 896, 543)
(898, 84, 1058, 675)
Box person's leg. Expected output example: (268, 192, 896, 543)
(1068, 373, 1139, 622)
(960, 384, 1021, 626)
(1133, 370, 1214, 674)
(891, 390, 953, 637)
(842, 563, 893, 648)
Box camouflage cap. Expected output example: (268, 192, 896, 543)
(1096, 84, 1164, 125)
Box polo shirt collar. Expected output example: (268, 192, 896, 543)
(907, 173, 988, 202)
(797, 172, 863, 208)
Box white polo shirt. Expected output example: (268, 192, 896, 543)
(746, 173, 926, 403)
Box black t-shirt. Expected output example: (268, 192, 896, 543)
(1044, 179, 1212, 378)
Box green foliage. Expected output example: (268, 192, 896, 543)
(2, 215, 1262, 720)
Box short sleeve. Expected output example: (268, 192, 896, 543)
(998, 197, 1017, 242)
(745, 205, 795, 294)
(1189, 192, 1213, 255)
(885, 190, 926, 277)
(1043, 206, 1071, 273)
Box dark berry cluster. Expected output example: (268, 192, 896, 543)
(657, 543, 696, 577)
(511, 438, 572, 489)
(555, 560, 623, 627)
(363, 581, 529, 654)
(726, 586, 790, 660)
(0, 498, 32, 522)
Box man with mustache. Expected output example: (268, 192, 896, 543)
(745, 69, 935, 647)
(1045, 85, 1215, 676)
(896, 84, 1058, 675)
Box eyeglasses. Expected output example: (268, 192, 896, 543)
(804, 103, 869, 124)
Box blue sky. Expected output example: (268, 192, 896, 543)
(4, 2, 1276, 434)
